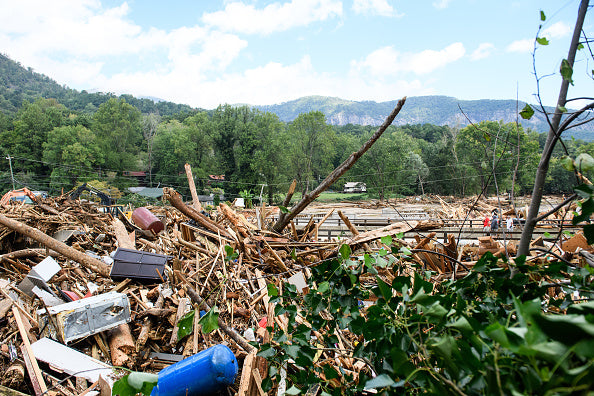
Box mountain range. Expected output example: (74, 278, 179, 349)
(254, 95, 592, 138)
(1, 53, 592, 139)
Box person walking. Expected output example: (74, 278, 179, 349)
(483, 215, 491, 235)
(491, 213, 499, 236)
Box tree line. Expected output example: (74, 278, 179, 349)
(0, 96, 590, 203)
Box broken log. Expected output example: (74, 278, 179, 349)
(347, 221, 417, 245)
(185, 163, 203, 212)
(112, 218, 135, 249)
(13, 306, 47, 395)
(337, 210, 371, 252)
(163, 188, 231, 238)
(272, 96, 407, 233)
(0, 213, 111, 277)
(277, 179, 297, 226)
(107, 324, 135, 367)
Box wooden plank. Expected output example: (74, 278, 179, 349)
(237, 350, 256, 396)
(13, 306, 47, 395)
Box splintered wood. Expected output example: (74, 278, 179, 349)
(0, 191, 590, 395)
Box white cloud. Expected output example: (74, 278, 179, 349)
(352, 0, 401, 17)
(432, 0, 451, 9)
(506, 39, 533, 53)
(0, 0, 249, 100)
(504, 22, 570, 55)
(470, 43, 494, 61)
(351, 43, 465, 77)
(202, 0, 343, 35)
(542, 21, 571, 39)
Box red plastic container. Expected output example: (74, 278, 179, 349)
(131, 207, 164, 234)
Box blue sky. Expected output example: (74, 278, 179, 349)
(0, 0, 591, 109)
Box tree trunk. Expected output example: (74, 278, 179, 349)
(0, 213, 111, 277)
(518, 0, 589, 257)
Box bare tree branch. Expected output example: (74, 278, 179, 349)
(271, 97, 407, 233)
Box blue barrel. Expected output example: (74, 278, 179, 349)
(150, 344, 238, 395)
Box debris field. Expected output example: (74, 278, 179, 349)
(0, 188, 589, 395)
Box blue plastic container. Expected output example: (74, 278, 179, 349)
(150, 344, 238, 395)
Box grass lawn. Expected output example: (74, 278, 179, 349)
(288, 191, 368, 203)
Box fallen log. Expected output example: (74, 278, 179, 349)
(0, 213, 111, 277)
(107, 323, 135, 368)
(163, 188, 232, 239)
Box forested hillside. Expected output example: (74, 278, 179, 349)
(0, 54, 592, 203)
(0, 54, 196, 116)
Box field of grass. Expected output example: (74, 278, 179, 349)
(288, 191, 368, 203)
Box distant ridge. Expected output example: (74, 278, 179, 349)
(254, 95, 593, 138)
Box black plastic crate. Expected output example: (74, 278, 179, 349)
(110, 248, 170, 282)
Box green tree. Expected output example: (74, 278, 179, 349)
(518, 1, 593, 256)
(285, 111, 335, 196)
(152, 116, 215, 194)
(43, 125, 103, 191)
(93, 98, 142, 173)
(0, 99, 66, 175)
(142, 113, 161, 187)
(248, 111, 287, 204)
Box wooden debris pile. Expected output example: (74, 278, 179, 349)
(0, 189, 592, 395)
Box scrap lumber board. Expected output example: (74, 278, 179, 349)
(13, 306, 47, 395)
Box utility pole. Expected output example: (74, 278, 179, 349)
(6, 155, 15, 190)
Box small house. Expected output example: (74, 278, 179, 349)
(343, 182, 367, 193)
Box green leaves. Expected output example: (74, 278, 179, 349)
(259, 230, 594, 395)
(112, 372, 158, 396)
(575, 153, 594, 171)
(224, 245, 239, 262)
(339, 244, 351, 260)
(177, 309, 195, 340)
(198, 306, 219, 334)
(267, 283, 278, 297)
(520, 104, 534, 120)
(560, 59, 574, 85)
(540, 10, 546, 21)
(536, 37, 549, 46)
(364, 374, 395, 389)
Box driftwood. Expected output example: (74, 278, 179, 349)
(112, 218, 135, 249)
(272, 96, 407, 233)
(13, 306, 47, 395)
(0, 213, 111, 277)
(107, 323, 135, 367)
(0, 174, 581, 396)
(163, 187, 231, 238)
(338, 210, 371, 252)
(185, 163, 203, 212)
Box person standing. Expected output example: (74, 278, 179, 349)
(491, 214, 499, 235)
(483, 215, 491, 235)
(506, 216, 513, 232)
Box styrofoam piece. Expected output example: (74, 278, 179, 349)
(33, 256, 61, 282)
(287, 271, 308, 294)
